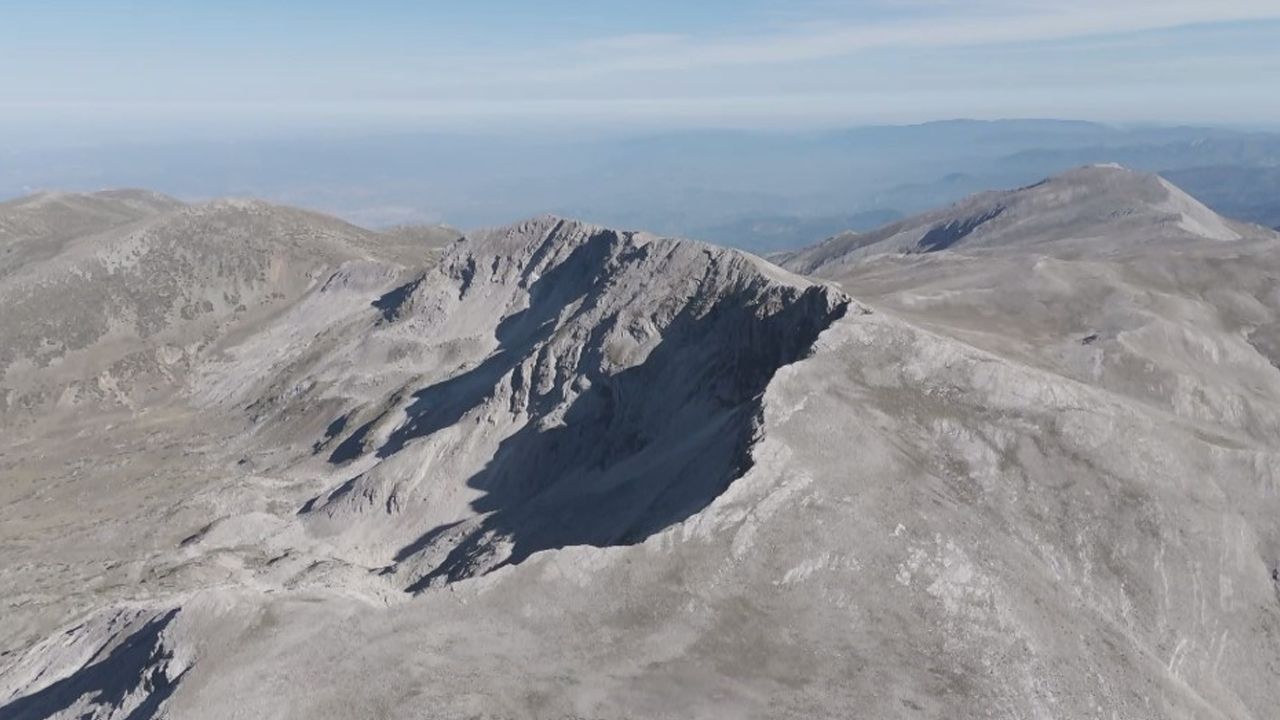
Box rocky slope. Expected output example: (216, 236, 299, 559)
(775, 164, 1247, 273)
(283, 217, 845, 588)
(0, 190, 185, 276)
(779, 165, 1280, 443)
(2, 170, 1280, 719)
(0, 193, 457, 428)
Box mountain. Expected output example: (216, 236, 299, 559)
(778, 165, 1280, 431)
(775, 164, 1247, 273)
(0, 189, 184, 277)
(0, 189, 183, 240)
(229, 216, 847, 589)
(3, 172, 1280, 718)
(0, 192, 460, 426)
(1, 196, 379, 424)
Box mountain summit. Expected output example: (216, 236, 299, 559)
(228, 214, 850, 588)
(776, 165, 1247, 274)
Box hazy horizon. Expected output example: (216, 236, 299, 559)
(6, 116, 1280, 251)
(5, 1, 1280, 148)
(6, 2, 1280, 249)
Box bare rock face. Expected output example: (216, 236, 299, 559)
(277, 217, 849, 587)
(0, 608, 187, 720)
(3, 169, 1280, 719)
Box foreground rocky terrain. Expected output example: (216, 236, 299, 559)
(2, 168, 1279, 719)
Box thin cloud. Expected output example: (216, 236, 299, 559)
(563, 1, 1280, 74)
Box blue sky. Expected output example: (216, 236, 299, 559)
(3, 0, 1280, 142)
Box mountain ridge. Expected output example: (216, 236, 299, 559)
(200, 213, 852, 587)
(775, 165, 1263, 274)
(2, 170, 1280, 719)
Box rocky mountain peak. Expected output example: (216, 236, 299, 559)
(779, 165, 1254, 274)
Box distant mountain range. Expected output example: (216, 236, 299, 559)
(1160, 165, 1280, 230)
(4, 119, 1279, 251)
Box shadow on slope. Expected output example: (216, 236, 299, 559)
(0, 610, 184, 720)
(378, 230, 627, 460)
(311, 228, 848, 589)
(917, 205, 1005, 252)
(407, 282, 844, 589)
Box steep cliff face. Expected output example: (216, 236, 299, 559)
(240, 216, 850, 586)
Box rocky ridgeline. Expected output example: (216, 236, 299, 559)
(3, 169, 1279, 719)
